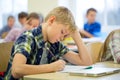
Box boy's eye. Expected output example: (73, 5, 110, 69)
(64, 35, 67, 38)
(64, 34, 69, 38)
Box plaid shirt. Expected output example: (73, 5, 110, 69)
(102, 30, 120, 63)
(4, 26, 69, 80)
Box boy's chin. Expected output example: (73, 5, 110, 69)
(48, 40, 55, 43)
(48, 40, 58, 44)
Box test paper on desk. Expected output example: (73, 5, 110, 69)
(60, 65, 89, 73)
(60, 65, 120, 77)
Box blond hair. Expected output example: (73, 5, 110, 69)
(45, 6, 77, 32)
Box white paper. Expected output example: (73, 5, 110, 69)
(60, 65, 88, 73)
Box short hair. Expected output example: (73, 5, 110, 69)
(7, 15, 15, 21)
(45, 6, 77, 32)
(86, 8, 97, 15)
(27, 12, 39, 20)
(18, 12, 28, 19)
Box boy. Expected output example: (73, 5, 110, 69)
(4, 7, 92, 80)
(18, 12, 28, 27)
(0, 16, 15, 37)
(80, 8, 101, 38)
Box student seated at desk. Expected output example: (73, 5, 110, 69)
(4, 7, 92, 80)
(4, 12, 41, 42)
(0, 16, 15, 38)
(100, 29, 120, 64)
(80, 8, 101, 38)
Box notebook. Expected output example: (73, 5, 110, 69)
(69, 67, 120, 77)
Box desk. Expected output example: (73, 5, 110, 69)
(82, 37, 104, 44)
(24, 61, 120, 80)
(64, 37, 104, 45)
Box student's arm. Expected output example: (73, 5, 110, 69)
(12, 53, 66, 78)
(109, 32, 120, 63)
(80, 29, 94, 38)
(63, 30, 93, 65)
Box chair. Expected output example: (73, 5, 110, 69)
(1, 32, 8, 39)
(86, 42, 103, 63)
(0, 42, 13, 72)
(99, 29, 120, 62)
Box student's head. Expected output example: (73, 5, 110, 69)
(7, 15, 15, 28)
(18, 12, 28, 25)
(86, 8, 97, 23)
(44, 6, 77, 43)
(26, 12, 40, 28)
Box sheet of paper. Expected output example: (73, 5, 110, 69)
(60, 65, 88, 73)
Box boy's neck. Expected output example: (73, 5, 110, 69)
(41, 23, 48, 42)
(88, 21, 94, 24)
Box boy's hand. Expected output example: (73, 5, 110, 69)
(71, 30, 81, 38)
(71, 30, 81, 40)
(50, 60, 66, 71)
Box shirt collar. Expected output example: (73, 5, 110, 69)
(87, 22, 96, 25)
(34, 26, 46, 48)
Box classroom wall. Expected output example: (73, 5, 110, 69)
(28, 0, 58, 17)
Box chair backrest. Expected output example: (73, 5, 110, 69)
(0, 42, 13, 72)
(86, 42, 103, 63)
(1, 32, 8, 39)
(99, 29, 120, 62)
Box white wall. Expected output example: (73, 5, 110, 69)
(28, 0, 58, 17)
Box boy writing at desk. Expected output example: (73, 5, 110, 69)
(4, 7, 92, 80)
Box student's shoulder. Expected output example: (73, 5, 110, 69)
(11, 27, 21, 31)
(84, 22, 88, 25)
(31, 26, 42, 36)
(84, 22, 88, 27)
(9, 28, 21, 33)
(95, 22, 101, 26)
(0, 25, 8, 31)
(21, 26, 42, 39)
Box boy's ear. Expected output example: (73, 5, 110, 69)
(48, 16, 56, 25)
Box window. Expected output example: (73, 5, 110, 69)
(0, 0, 28, 29)
(58, 0, 120, 32)
(106, 0, 120, 25)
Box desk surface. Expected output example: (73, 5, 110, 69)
(24, 61, 120, 80)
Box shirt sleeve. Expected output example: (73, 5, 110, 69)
(109, 31, 120, 63)
(93, 23, 101, 37)
(94, 23, 101, 32)
(58, 42, 70, 56)
(4, 29, 16, 42)
(12, 31, 34, 59)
